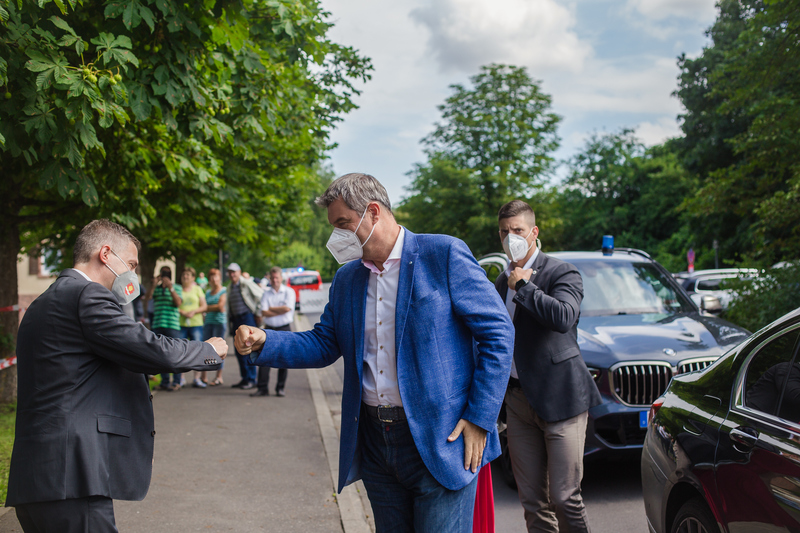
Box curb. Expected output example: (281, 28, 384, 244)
(296, 315, 373, 533)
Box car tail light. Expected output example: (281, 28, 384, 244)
(587, 367, 601, 383)
(648, 397, 665, 425)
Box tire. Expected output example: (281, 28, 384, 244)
(670, 498, 720, 533)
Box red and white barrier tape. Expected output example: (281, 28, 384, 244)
(0, 357, 17, 370)
(0, 305, 24, 313)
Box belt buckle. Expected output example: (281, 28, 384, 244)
(377, 405, 395, 423)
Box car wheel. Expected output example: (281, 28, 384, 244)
(498, 431, 517, 490)
(671, 498, 720, 533)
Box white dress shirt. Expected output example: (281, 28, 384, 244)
(361, 227, 405, 407)
(504, 247, 540, 379)
(260, 283, 295, 328)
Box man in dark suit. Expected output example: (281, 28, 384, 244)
(495, 200, 601, 533)
(7, 219, 228, 533)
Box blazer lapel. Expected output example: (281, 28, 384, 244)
(395, 229, 419, 352)
(352, 265, 370, 384)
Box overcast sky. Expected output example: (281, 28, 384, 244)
(319, 0, 718, 203)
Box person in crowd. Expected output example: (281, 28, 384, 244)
(235, 173, 513, 532)
(204, 268, 227, 386)
(197, 271, 208, 289)
(179, 267, 208, 388)
(144, 265, 184, 391)
(494, 200, 601, 533)
(227, 262, 263, 390)
(251, 266, 295, 397)
(7, 219, 227, 533)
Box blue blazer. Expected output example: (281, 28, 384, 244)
(251, 229, 514, 491)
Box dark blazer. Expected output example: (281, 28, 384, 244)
(496, 252, 601, 422)
(7, 269, 221, 507)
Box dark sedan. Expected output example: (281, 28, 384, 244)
(642, 306, 800, 533)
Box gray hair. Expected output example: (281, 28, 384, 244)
(315, 173, 393, 215)
(73, 219, 140, 265)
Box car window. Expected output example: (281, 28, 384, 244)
(697, 278, 723, 291)
(744, 329, 800, 421)
(572, 260, 695, 316)
(482, 262, 503, 281)
(289, 275, 319, 286)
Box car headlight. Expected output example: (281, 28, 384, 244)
(587, 367, 602, 383)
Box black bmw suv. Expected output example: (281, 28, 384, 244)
(479, 247, 750, 479)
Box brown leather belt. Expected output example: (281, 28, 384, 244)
(364, 404, 407, 423)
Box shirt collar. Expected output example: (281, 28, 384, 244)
(504, 246, 540, 276)
(72, 268, 92, 282)
(362, 226, 405, 275)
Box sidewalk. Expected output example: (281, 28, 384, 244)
(0, 315, 374, 532)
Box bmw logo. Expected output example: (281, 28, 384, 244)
(663, 348, 676, 356)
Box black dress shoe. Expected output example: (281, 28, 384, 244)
(250, 390, 269, 397)
(275, 389, 285, 397)
(231, 380, 247, 388)
(239, 382, 255, 390)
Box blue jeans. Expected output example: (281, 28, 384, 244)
(360, 405, 479, 533)
(153, 327, 181, 386)
(230, 312, 257, 383)
(204, 322, 226, 368)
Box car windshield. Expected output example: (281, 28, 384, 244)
(290, 275, 318, 286)
(573, 260, 694, 316)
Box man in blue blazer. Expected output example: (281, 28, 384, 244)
(236, 173, 514, 532)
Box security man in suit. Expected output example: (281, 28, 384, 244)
(495, 200, 601, 533)
(236, 173, 514, 532)
(7, 219, 228, 533)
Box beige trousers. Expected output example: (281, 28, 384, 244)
(505, 385, 591, 533)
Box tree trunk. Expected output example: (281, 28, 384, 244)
(0, 222, 20, 404)
(175, 254, 187, 280)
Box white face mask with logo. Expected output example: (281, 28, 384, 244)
(105, 248, 141, 305)
(326, 206, 376, 264)
(502, 227, 535, 263)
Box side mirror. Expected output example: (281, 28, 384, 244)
(700, 295, 722, 315)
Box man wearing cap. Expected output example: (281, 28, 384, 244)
(226, 263, 263, 389)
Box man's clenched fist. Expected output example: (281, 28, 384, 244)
(234, 325, 266, 355)
(204, 337, 228, 359)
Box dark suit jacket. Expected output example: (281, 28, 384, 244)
(496, 253, 601, 422)
(7, 269, 221, 506)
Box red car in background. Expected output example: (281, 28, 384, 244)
(283, 269, 322, 309)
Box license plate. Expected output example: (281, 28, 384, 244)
(639, 410, 648, 428)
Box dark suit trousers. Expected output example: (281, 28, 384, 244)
(256, 323, 291, 392)
(15, 496, 117, 533)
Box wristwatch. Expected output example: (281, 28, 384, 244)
(515, 278, 529, 291)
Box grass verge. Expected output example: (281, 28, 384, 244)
(0, 403, 16, 505)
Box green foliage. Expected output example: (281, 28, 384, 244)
(0, 0, 371, 288)
(400, 64, 560, 256)
(555, 130, 695, 271)
(0, 402, 15, 505)
(725, 265, 800, 333)
(675, 0, 800, 267)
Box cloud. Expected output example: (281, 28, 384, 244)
(410, 0, 592, 74)
(626, 0, 717, 21)
(635, 116, 682, 146)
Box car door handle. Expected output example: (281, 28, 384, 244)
(730, 426, 759, 451)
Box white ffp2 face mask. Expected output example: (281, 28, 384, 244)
(502, 228, 534, 262)
(326, 206, 376, 264)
